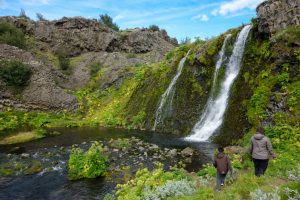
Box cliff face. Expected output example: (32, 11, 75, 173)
(257, 0, 300, 35)
(0, 44, 78, 111)
(0, 16, 177, 57)
(0, 16, 177, 112)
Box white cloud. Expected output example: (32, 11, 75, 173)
(113, 14, 125, 22)
(214, 0, 264, 16)
(192, 14, 209, 21)
(211, 9, 218, 16)
(20, 0, 50, 5)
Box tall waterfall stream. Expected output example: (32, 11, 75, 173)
(186, 25, 252, 141)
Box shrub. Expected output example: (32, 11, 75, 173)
(0, 22, 26, 48)
(149, 25, 160, 32)
(143, 179, 196, 199)
(99, 14, 119, 31)
(55, 48, 70, 71)
(250, 188, 280, 200)
(36, 13, 46, 21)
(115, 163, 189, 199)
(0, 60, 32, 88)
(68, 142, 108, 180)
(19, 8, 30, 19)
(90, 62, 102, 77)
(197, 163, 216, 177)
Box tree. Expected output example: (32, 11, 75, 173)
(98, 14, 119, 31)
(36, 13, 46, 21)
(149, 25, 160, 32)
(19, 9, 30, 19)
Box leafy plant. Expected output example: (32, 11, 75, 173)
(55, 47, 70, 71)
(149, 25, 160, 32)
(0, 22, 26, 48)
(0, 60, 32, 88)
(90, 62, 102, 77)
(68, 141, 108, 180)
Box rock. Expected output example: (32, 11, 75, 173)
(49, 131, 61, 136)
(225, 146, 246, 155)
(0, 44, 78, 111)
(20, 153, 30, 159)
(149, 144, 159, 151)
(138, 146, 145, 152)
(257, 0, 300, 35)
(181, 147, 194, 157)
(184, 157, 192, 164)
(113, 149, 119, 152)
(167, 149, 177, 157)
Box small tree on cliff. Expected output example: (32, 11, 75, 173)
(98, 14, 119, 31)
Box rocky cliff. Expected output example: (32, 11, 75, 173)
(0, 16, 177, 111)
(257, 0, 300, 35)
(0, 16, 177, 56)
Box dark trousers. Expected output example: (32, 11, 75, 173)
(253, 159, 269, 176)
(216, 172, 227, 191)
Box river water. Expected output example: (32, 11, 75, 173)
(0, 127, 215, 200)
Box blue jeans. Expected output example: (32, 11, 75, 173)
(216, 172, 227, 191)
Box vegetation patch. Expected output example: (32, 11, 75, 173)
(0, 59, 32, 90)
(68, 141, 108, 180)
(0, 22, 26, 49)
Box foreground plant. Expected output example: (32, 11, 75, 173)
(68, 141, 108, 180)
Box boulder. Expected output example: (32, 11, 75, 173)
(181, 147, 194, 157)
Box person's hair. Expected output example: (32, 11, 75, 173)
(218, 147, 224, 152)
(256, 127, 265, 134)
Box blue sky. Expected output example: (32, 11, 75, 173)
(0, 0, 264, 41)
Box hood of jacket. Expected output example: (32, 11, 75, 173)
(217, 152, 225, 159)
(254, 133, 265, 140)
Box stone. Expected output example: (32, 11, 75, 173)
(181, 147, 194, 157)
(20, 153, 30, 158)
(256, 0, 300, 35)
(138, 146, 145, 152)
(167, 149, 177, 157)
(184, 157, 192, 164)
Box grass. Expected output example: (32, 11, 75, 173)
(0, 130, 45, 144)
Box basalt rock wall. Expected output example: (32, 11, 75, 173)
(257, 0, 300, 35)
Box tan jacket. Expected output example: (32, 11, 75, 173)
(249, 133, 275, 160)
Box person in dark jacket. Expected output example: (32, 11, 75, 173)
(213, 147, 232, 191)
(249, 127, 276, 177)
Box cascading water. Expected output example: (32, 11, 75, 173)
(153, 50, 191, 130)
(185, 25, 252, 141)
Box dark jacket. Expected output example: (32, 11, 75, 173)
(213, 152, 232, 174)
(249, 133, 275, 160)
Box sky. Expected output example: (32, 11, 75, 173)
(0, 0, 265, 41)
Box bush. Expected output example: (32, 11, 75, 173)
(55, 48, 70, 71)
(0, 22, 26, 49)
(36, 13, 46, 21)
(115, 163, 189, 199)
(99, 14, 119, 31)
(149, 25, 160, 32)
(90, 62, 102, 77)
(0, 60, 32, 88)
(68, 142, 108, 180)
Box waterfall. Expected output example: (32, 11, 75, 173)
(185, 25, 252, 141)
(153, 50, 191, 130)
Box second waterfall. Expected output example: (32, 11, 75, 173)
(185, 25, 252, 141)
(153, 50, 191, 130)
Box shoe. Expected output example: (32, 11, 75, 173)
(221, 183, 224, 186)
